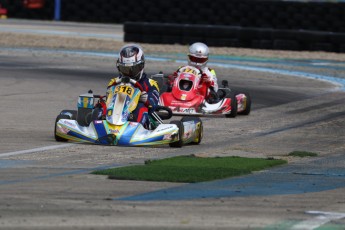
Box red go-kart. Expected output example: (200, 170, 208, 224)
(155, 67, 251, 118)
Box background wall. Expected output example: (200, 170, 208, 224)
(2, 0, 345, 52)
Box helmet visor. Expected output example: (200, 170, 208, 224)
(117, 60, 144, 78)
(188, 55, 208, 64)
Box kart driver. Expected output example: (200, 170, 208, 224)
(168, 42, 219, 102)
(105, 44, 160, 129)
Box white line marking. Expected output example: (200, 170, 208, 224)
(2, 47, 345, 91)
(0, 27, 123, 40)
(0, 144, 73, 158)
(291, 210, 345, 230)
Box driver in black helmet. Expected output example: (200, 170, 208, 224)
(107, 44, 160, 129)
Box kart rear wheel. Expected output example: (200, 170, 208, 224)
(59, 110, 77, 120)
(77, 108, 93, 126)
(89, 108, 101, 123)
(225, 93, 238, 118)
(169, 120, 184, 148)
(54, 114, 70, 142)
(238, 92, 251, 115)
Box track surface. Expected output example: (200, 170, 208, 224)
(0, 20, 344, 229)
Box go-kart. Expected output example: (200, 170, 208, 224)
(54, 77, 203, 147)
(155, 66, 251, 118)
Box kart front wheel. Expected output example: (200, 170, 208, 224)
(54, 114, 70, 142)
(225, 93, 238, 118)
(169, 120, 184, 148)
(193, 119, 203, 145)
(181, 117, 203, 145)
(238, 92, 251, 115)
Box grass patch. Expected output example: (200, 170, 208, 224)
(288, 151, 318, 158)
(92, 155, 287, 183)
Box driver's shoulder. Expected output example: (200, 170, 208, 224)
(107, 76, 120, 86)
(203, 67, 216, 77)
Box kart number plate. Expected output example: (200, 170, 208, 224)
(115, 85, 134, 97)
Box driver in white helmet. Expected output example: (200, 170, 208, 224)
(168, 42, 219, 102)
(106, 44, 160, 129)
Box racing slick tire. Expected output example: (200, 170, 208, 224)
(77, 108, 100, 126)
(169, 120, 184, 148)
(77, 107, 92, 127)
(181, 117, 203, 145)
(54, 114, 70, 142)
(238, 92, 251, 115)
(225, 93, 238, 118)
(88, 108, 101, 124)
(60, 110, 77, 120)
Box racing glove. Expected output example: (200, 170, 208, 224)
(201, 73, 211, 83)
(139, 91, 148, 103)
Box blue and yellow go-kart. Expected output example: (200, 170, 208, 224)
(54, 77, 203, 147)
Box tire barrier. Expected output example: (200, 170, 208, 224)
(4, 0, 345, 32)
(0, 3, 7, 19)
(124, 22, 345, 53)
(4, 0, 345, 52)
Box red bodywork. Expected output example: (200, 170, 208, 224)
(160, 72, 232, 115)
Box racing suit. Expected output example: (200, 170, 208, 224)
(106, 73, 160, 129)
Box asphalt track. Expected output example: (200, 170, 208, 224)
(0, 20, 344, 229)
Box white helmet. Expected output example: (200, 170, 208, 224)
(188, 42, 209, 68)
(116, 44, 145, 80)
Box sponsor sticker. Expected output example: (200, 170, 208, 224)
(57, 126, 70, 134)
(109, 129, 119, 134)
(163, 134, 172, 140)
(63, 120, 76, 127)
(129, 122, 137, 127)
(181, 108, 195, 113)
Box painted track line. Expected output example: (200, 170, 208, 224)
(1, 47, 344, 91)
(0, 144, 73, 158)
(0, 27, 123, 40)
(291, 211, 345, 230)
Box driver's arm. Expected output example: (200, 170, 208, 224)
(145, 79, 160, 112)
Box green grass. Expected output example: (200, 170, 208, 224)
(288, 151, 318, 158)
(92, 155, 287, 183)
